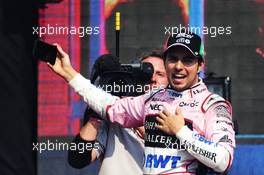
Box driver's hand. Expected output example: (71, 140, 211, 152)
(47, 43, 78, 82)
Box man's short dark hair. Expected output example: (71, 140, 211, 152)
(140, 49, 164, 62)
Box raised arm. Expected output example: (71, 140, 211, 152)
(48, 44, 145, 127)
(47, 44, 118, 118)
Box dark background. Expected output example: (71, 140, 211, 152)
(0, 1, 37, 175)
(204, 0, 264, 134)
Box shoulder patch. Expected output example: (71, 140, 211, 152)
(201, 94, 226, 113)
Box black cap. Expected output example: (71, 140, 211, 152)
(164, 31, 203, 60)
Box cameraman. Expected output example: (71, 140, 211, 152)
(67, 51, 168, 174)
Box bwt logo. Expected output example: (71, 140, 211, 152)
(192, 133, 214, 146)
(149, 104, 163, 111)
(168, 91, 182, 98)
(145, 154, 181, 169)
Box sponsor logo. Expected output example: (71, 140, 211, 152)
(216, 120, 233, 126)
(145, 154, 181, 169)
(215, 106, 231, 114)
(144, 116, 193, 149)
(206, 97, 216, 106)
(184, 140, 217, 163)
(202, 94, 226, 112)
(193, 88, 207, 95)
(220, 127, 228, 132)
(151, 97, 166, 102)
(219, 135, 233, 144)
(215, 106, 232, 122)
(176, 38, 190, 44)
(168, 91, 182, 98)
(176, 33, 193, 39)
(149, 104, 163, 111)
(204, 95, 223, 108)
(192, 133, 216, 146)
(179, 100, 199, 107)
(216, 113, 231, 121)
(145, 121, 158, 130)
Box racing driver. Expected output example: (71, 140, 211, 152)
(48, 31, 235, 174)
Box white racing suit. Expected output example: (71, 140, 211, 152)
(69, 74, 235, 175)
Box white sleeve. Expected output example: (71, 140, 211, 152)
(68, 74, 118, 118)
(176, 126, 231, 173)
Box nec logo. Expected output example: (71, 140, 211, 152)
(149, 104, 163, 111)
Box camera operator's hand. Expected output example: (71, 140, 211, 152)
(155, 108, 185, 135)
(134, 126, 145, 139)
(80, 118, 102, 141)
(47, 43, 78, 82)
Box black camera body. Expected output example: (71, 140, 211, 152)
(98, 62, 154, 97)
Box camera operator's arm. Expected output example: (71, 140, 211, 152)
(47, 44, 118, 118)
(68, 118, 103, 168)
